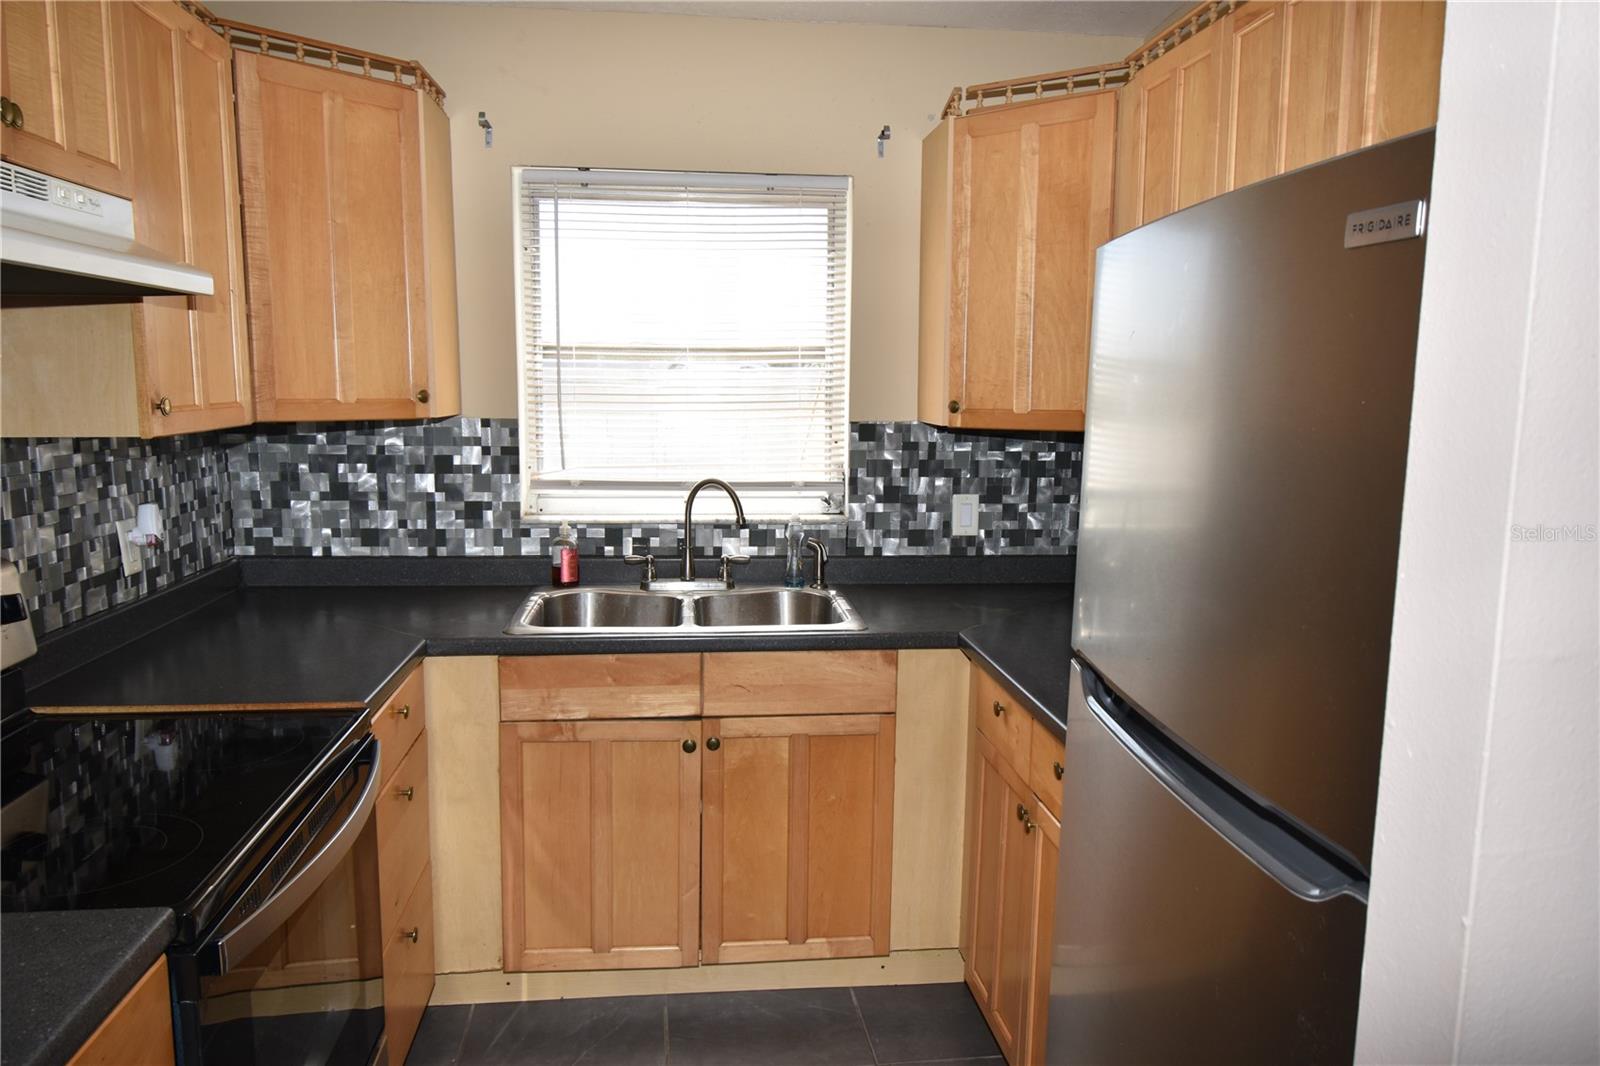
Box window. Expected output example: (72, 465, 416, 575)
(514, 167, 850, 521)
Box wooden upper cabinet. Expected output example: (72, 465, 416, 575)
(1113, 15, 1227, 236)
(919, 91, 1116, 432)
(122, 0, 252, 436)
(500, 718, 702, 972)
(0, 0, 131, 196)
(701, 713, 895, 964)
(233, 50, 461, 422)
(1117, 0, 1444, 236)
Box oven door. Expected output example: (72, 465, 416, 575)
(172, 736, 385, 1066)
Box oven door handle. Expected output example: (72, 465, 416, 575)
(216, 737, 381, 974)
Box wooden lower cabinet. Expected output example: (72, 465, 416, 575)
(499, 718, 703, 971)
(383, 865, 435, 1066)
(701, 714, 896, 964)
(962, 668, 1062, 1066)
(67, 955, 174, 1066)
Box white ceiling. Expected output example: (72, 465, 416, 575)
(505, 1, 1183, 38)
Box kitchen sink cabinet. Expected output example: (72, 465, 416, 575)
(1114, 0, 1445, 237)
(0, 0, 132, 196)
(233, 50, 460, 422)
(701, 713, 895, 964)
(499, 718, 703, 972)
(961, 663, 1061, 1066)
(919, 91, 1116, 432)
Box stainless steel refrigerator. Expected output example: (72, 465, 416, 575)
(1048, 130, 1435, 1065)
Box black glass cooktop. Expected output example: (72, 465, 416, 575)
(1, 710, 364, 932)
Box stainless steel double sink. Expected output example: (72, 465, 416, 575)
(504, 586, 866, 636)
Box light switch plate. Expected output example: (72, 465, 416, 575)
(115, 518, 142, 575)
(952, 494, 980, 537)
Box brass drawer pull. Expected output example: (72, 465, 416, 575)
(1053, 761, 1064, 780)
(393, 703, 411, 719)
(153, 396, 173, 417)
(404, 927, 419, 943)
(395, 786, 415, 800)
(992, 700, 1003, 717)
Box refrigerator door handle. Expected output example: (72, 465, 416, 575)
(1076, 662, 1370, 904)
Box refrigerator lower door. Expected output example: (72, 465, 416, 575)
(1047, 661, 1368, 1065)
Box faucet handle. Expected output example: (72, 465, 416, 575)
(624, 553, 657, 587)
(718, 554, 751, 587)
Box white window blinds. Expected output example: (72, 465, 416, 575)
(514, 167, 851, 520)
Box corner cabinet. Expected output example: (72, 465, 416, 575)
(1114, 0, 1446, 236)
(233, 50, 461, 422)
(919, 91, 1116, 432)
(0, 0, 132, 196)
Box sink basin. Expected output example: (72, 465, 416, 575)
(693, 588, 844, 628)
(504, 585, 865, 636)
(518, 589, 683, 628)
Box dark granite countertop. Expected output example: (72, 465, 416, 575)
(0, 908, 175, 1066)
(30, 582, 1076, 714)
(958, 602, 1075, 737)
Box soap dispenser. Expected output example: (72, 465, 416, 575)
(784, 519, 806, 589)
(551, 523, 580, 588)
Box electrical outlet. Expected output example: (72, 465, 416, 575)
(115, 518, 142, 575)
(952, 494, 980, 537)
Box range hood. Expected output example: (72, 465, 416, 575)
(1, 160, 213, 298)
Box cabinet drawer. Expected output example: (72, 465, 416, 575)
(973, 667, 1031, 774)
(377, 734, 430, 943)
(382, 864, 435, 1066)
(373, 666, 425, 783)
(702, 651, 897, 716)
(500, 654, 701, 719)
(1027, 716, 1066, 821)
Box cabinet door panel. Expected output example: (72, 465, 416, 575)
(703, 714, 894, 964)
(960, 124, 1022, 414)
(1226, 2, 1287, 191)
(1024, 804, 1060, 1066)
(1281, 0, 1352, 171)
(1174, 29, 1226, 212)
(1030, 95, 1113, 417)
(235, 52, 427, 421)
(0, 0, 129, 195)
(123, 1, 251, 436)
(501, 719, 700, 971)
(1360, 0, 1445, 147)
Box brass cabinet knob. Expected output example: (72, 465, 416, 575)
(153, 396, 173, 416)
(414, 388, 430, 404)
(396, 786, 415, 801)
(1016, 802, 1027, 821)
(0, 97, 21, 129)
(682, 738, 696, 754)
(1023, 815, 1035, 834)
(1053, 761, 1064, 780)
(992, 700, 1003, 717)
(706, 737, 721, 751)
(948, 400, 961, 414)
(394, 703, 411, 719)
(404, 928, 420, 943)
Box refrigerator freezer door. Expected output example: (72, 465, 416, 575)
(1047, 662, 1367, 1065)
(1072, 131, 1435, 867)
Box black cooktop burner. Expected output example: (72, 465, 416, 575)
(0, 710, 363, 931)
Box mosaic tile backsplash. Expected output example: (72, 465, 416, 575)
(1, 435, 233, 634)
(2, 417, 1079, 636)
(227, 418, 1081, 560)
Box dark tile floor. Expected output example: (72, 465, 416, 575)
(405, 982, 1001, 1066)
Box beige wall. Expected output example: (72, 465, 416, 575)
(211, 2, 1136, 420)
